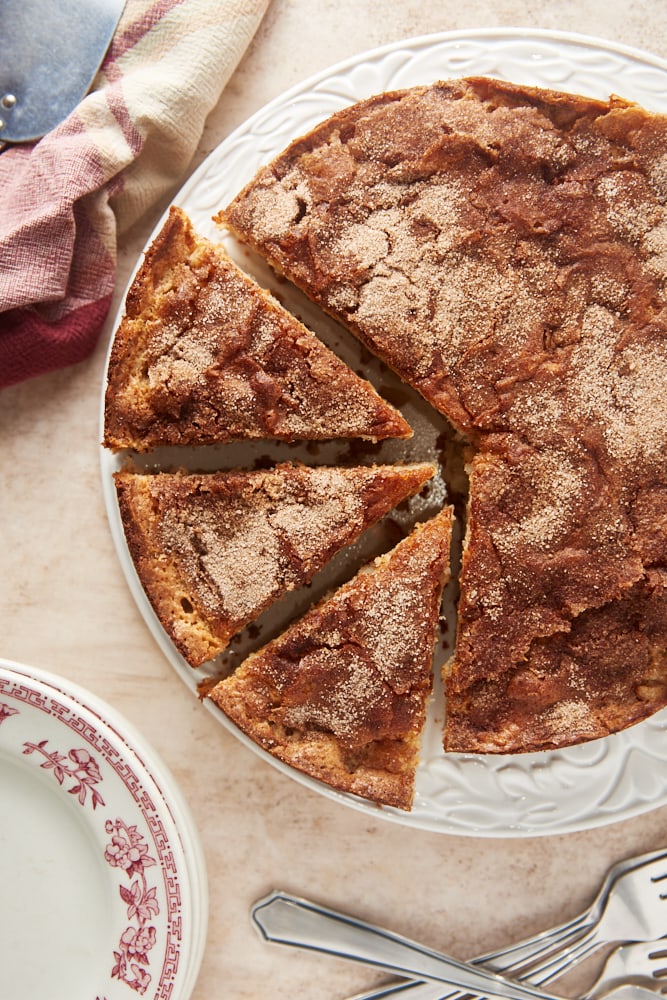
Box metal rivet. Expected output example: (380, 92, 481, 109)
(0, 120, 4, 131)
(1, 94, 16, 109)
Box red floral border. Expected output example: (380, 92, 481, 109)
(23, 739, 106, 809)
(0, 678, 184, 998)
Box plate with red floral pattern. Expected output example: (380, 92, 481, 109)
(0, 659, 208, 1000)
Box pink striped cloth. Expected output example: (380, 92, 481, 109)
(0, 0, 270, 389)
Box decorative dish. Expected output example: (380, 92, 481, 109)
(0, 659, 207, 999)
(100, 29, 667, 836)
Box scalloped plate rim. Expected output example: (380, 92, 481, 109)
(100, 27, 667, 838)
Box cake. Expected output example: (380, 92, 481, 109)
(114, 462, 434, 668)
(208, 507, 453, 809)
(103, 205, 411, 452)
(220, 76, 667, 752)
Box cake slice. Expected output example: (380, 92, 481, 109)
(443, 442, 667, 753)
(208, 507, 453, 810)
(103, 206, 411, 452)
(444, 571, 667, 754)
(220, 75, 667, 753)
(114, 462, 434, 668)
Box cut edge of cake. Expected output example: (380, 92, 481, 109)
(114, 461, 436, 669)
(103, 206, 412, 453)
(208, 506, 454, 810)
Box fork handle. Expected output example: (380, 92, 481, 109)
(346, 916, 595, 1000)
(475, 914, 592, 976)
(252, 891, 566, 1000)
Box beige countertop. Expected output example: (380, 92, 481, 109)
(2, 3, 667, 998)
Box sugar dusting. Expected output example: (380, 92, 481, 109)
(281, 647, 389, 740)
(128, 210, 408, 443)
(223, 78, 667, 750)
(246, 512, 450, 742)
(156, 469, 366, 623)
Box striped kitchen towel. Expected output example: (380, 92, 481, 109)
(0, 0, 270, 389)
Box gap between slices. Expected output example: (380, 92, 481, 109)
(113, 462, 436, 669)
(208, 506, 453, 810)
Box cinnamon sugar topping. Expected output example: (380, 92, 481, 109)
(103, 206, 411, 451)
(223, 76, 667, 753)
(113, 462, 435, 670)
(208, 508, 453, 809)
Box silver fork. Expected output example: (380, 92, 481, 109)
(482, 849, 667, 980)
(251, 891, 666, 1000)
(348, 989, 660, 1000)
(583, 940, 667, 998)
(252, 890, 579, 1000)
(348, 988, 660, 1000)
(349, 849, 667, 1000)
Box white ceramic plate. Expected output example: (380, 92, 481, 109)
(0, 659, 208, 999)
(100, 29, 667, 837)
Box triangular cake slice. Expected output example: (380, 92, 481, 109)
(208, 507, 453, 810)
(103, 206, 411, 452)
(114, 462, 434, 668)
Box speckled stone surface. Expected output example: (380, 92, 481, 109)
(2, 4, 667, 998)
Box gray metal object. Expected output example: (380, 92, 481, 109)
(352, 940, 667, 1000)
(584, 940, 667, 999)
(252, 890, 583, 1000)
(351, 848, 667, 1000)
(0, 0, 126, 143)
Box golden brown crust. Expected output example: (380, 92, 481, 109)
(221, 76, 667, 752)
(103, 206, 411, 452)
(114, 461, 435, 668)
(445, 569, 667, 753)
(221, 77, 667, 442)
(208, 507, 453, 809)
(115, 471, 225, 667)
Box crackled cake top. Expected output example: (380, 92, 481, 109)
(114, 461, 434, 668)
(222, 76, 667, 752)
(222, 78, 667, 454)
(209, 507, 453, 809)
(103, 206, 410, 452)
